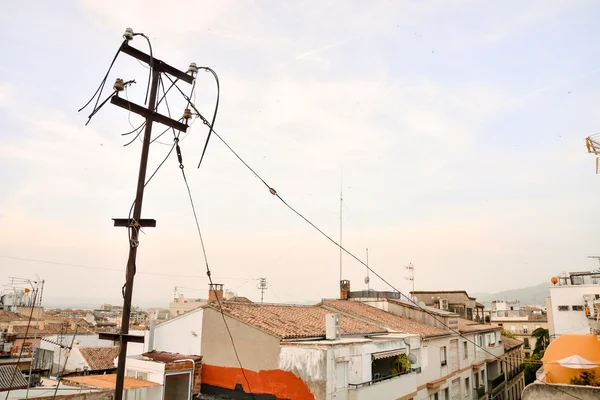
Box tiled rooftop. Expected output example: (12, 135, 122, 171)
(457, 318, 498, 333)
(210, 302, 387, 339)
(321, 300, 449, 337)
(0, 365, 29, 391)
(0, 311, 23, 322)
(142, 350, 202, 363)
(79, 346, 119, 370)
(65, 374, 160, 389)
(502, 336, 524, 351)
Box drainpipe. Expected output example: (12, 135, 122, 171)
(173, 359, 197, 400)
(148, 320, 155, 352)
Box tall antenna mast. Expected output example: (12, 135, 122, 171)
(257, 278, 268, 304)
(406, 263, 415, 293)
(339, 169, 343, 283)
(588, 256, 600, 272)
(365, 248, 370, 291)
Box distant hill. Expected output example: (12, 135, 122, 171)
(471, 282, 550, 306)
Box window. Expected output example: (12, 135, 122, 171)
(137, 372, 148, 381)
(476, 335, 483, 347)
(524, 338, 530, 349)
(510, 325, 516, 333)
(465, 377, 470, 395)
(440, 347, 447, 366)
(522, 325, 528, 334)
(558, 305, 570, 311)
(430, 393, 439, 400)
(573, 305, 584, 311)
(481, 370, 485, 384)
(444, 387, 449, 400)
(463, 341, 468, 359)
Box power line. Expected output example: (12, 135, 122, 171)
(0, 255, 251, 281)
(4, 289, 38, 400)
(183, 114, 582, 399)
(51, 325, 79, 400)
(175, 141, 255, 399)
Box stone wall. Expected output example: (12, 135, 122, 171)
(523, 382, 600, 399)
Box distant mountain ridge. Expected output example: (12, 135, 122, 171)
(471, 282, 550, 306)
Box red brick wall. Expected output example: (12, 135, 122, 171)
(165, 360, 202, 395)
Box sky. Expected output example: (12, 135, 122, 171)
(1, 1, 600, 308)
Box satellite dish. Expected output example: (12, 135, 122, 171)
(407, 353, 418, 364)
(364, 276, 370, 284)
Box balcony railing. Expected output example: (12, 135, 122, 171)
(487, 373, 505, 390)
(472, 385, 485, 399)
(508, 364, 524, 380)
(348, 369, 416, 389)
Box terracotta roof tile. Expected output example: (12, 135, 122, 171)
(0, 365, 28, 390)
(457, 318, 499, 333)
(79, 346, 119, 370)
(142, 351, 201, 363)
(211, 303, 386, 339)
(65, 374, 160, 389)
(502, 336, 523, 351)
(0, 311, 23, 322)
(322, 300, 449, 338)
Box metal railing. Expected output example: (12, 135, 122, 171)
(473, 385, 485, 398)
(508, 364, 524, 380)
(348, 369, 416, 389)
(487, 373, 505, 390)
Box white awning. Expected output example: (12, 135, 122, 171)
(372, 349, 405, 360)
(557, 354, 598, 369)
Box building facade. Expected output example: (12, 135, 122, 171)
(411, 291, 485, 322)
(546, 271, 600, 339)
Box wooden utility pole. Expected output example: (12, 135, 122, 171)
(97, 36, 194, 400)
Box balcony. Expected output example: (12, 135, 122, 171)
(508, 364, 524, 380)
(348, 370, 417, 400)
(472, 385, 485, 399)
(487, 373, 505, 391)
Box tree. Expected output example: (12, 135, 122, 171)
(501, 329, 516, 339)
(524, 351, 544, 385)
(389, 354, 411, 375)
(570, 371, 597, 386)
(531, 327, 549, 356)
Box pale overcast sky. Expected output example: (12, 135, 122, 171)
(1, 1, 600, 308)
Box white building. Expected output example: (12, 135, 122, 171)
(546, 271, 600, 338)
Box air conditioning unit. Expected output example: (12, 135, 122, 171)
(440, 299, 449, 310)
(326, 314, 340, 340)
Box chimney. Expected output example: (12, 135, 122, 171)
(340, 280, 350, 300)
(148, 319, 155, 352)
(208, 283, 224, 303)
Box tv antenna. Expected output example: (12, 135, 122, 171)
(257, 278, 269, 304)
(405, 263, 415, 293)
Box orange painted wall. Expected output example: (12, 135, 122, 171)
(202, 364, 315, 400)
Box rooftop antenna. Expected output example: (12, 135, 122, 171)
(257, 278, 268, 304)
(588, 256, 600, 272)
(585, 135, 600, 173)
(405, 263, 415, 293)
(364, 248, 370, 290)
(339, 168, 343, 284)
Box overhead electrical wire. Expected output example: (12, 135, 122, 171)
(51, 325, 79, 400)
(0, 255, 252, 281)
(132, 32, 153, 105)
(4, 289, 38, 400)
(162, 71, 219, 169)
(78, 41, 125, 116)
(183, 111, 582, 399)
(174, 141, 256, 399)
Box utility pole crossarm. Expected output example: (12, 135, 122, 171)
(120, 42, 194, 84)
